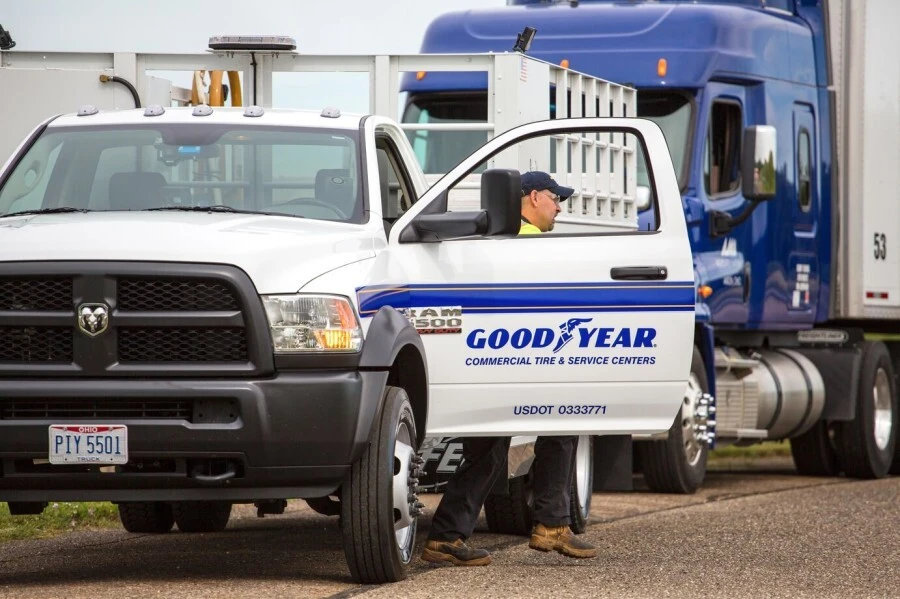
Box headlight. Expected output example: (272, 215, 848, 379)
(261, 294, 362, 353)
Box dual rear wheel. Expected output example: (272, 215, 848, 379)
(483, 435, 593, 536)
(791, 340, 897, 478)
(118, 501, 231, 534)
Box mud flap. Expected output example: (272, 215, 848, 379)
(592, 435, 633, 491)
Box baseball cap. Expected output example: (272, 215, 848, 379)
(521, 171, 575, 200)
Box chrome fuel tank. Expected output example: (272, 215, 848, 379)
(715, 348, 825, 440)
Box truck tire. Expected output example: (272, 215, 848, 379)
(484, 475, 533, 536)
(172, 501, 232, 533)
(789, 421, 840, 476)
(893, 438, 900, 475)
(117, 501, 174, 533)
(568, 435, 593, 534)
(341, 386, 419, 584)
(638, 346, 709, 494)
(484, 436, 592, 536)
(835, 341, 897, 478)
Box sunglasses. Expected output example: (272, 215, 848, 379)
(539, 190, 561, 204)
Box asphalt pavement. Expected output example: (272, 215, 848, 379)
(0, 464, 897, 598)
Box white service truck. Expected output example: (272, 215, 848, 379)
(0, 40, 695, 583)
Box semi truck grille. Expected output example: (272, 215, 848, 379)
(118, 328, 248, 362)
(118, 279, 239, 311)
(0, 327, 73, 362)
(0, 277, 73, 311)
(0, 264, 270, 377)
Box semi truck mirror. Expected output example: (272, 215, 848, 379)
(636, 185, 652, 212)
(742, 125, 777, 200)
(480, 169, 522, 236)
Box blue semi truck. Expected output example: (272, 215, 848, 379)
(405, 0, 900, 498)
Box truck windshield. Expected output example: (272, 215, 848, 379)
(0, 125, 364, 224)
(635, 91, 693, 192)
(508, 0, 792, 8)
(403, 90, 693, 192)
(403, 93, 490, 175)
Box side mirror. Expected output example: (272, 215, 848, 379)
(398, 187, 486, 242)
(398, 168, 520, 243)
(480, 168, 522, 236)
(405, 211, 489, 241)
(636, 185, 652, 212)
(742, 125, 777, 200)
(711, 125, 778, 237)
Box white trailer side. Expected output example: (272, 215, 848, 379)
(831, 0, 900, 319)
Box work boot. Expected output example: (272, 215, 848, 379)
(421, 538, 492, 566)
(529, 523, 598, 558)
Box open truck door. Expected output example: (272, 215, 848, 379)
(363, 117, 695, 437)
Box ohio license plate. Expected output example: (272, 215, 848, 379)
(49, 425, 128, 465)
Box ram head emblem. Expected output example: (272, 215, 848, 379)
(77, 304, 110, 337)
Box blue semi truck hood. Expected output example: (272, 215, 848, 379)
(404, 2, 814, 92)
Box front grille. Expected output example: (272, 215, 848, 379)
(118, 328, 249, 362)
(0, 327, 73, 362)
(0, 398, 193, 420)
(0, 264, 266, 376)
(118, 279, 239, 311)
(0, 277, 72, 311)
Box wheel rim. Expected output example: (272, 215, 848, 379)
(392, 421, 416, 562)
(574, 435, 591, 518)
(682, 373, 705, 466)
(873, 367, 893, 451)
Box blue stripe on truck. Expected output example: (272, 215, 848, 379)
(356, 281, 695, 316)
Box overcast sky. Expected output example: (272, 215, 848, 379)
(1, 0, 504, 54)
(0, 0, 506, 113)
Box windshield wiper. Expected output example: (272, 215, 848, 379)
(145, 205, 301, 217)
(0, 207, 90, 219)
(146, 205, 252, 214)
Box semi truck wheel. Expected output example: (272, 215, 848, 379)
(638, 346, 709, 494)
(484, 435, 592, 536)
(341, 386, 419, 584)
(789, 421, 840, 476)
(117, 501, 174, 533)
(172, 501, 232, 532)
(835, 341, 897, 478)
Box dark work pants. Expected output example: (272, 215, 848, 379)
(428, 435, 578, 542)
(532, 435, 577, 527)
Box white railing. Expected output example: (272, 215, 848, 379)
(2, 48, 637, 229)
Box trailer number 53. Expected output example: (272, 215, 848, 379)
(874, 232, 887, 260)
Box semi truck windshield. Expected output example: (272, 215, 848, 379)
(403, 90, 693, 193)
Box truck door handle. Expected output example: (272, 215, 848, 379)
(610, 266, 668, 281)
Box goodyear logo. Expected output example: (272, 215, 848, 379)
(466, 317, 657, 352)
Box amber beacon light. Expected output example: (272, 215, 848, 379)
(657, 58, 668, 78)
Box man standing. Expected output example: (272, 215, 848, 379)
(420, 171, 598, 567)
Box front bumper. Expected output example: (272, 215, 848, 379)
(0, 369, 387, 502)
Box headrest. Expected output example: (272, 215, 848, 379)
(315, 169, 352, 196)
(314, 169, 355, 216)
(108, 172, 166, 211)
